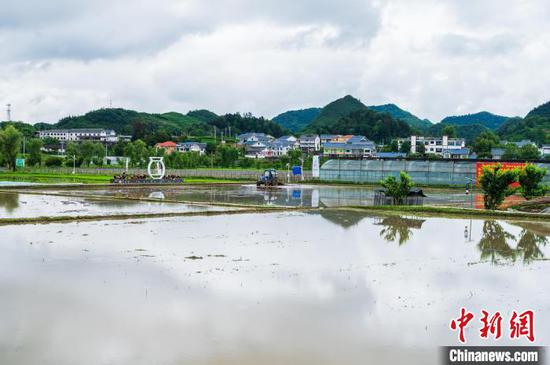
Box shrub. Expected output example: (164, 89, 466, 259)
(380, 171, 414, 205)
(44, 156, 63, 167)
(479, 164, 518, 210)
(518, 164, 548, 200)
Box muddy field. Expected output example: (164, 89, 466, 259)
(0, 205, 549, 365)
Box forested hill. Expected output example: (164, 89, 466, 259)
(526, 101, 550, 119)
(272, 107, 321, 132)
(36, 108, 289, 144)
(441, 111, 510, 130)
(368, 104, 432, 131)
(303, 95, 368, 133)
(324, 109, 412, 143)
(49, 108, 210, 136)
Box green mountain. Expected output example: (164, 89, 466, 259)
(441, 111, 509, 130)
(304, 95, 368, 133)
(187, 109, 219, 123)
(497, 116, 550, 145)
(526, 101, 550, 119)
(36, 108, 287, 143)
(51, 108, 208, 135)
(272, 107, 321, 132)
(368, 104, 432, 131)
(325, 109, 412, 143)
(428, 123, 490, 144)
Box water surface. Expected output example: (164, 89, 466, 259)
(0, 211, 548, 365)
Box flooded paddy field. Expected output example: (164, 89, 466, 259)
(0, 191, 234, 219)
(16, 184, 495, 208)
(0, 210, 548, 365)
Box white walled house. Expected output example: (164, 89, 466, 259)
(299, 135, 321, 152)
(176, 142, 207, 155)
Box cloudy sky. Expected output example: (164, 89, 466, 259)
(1, 0, 550, 124)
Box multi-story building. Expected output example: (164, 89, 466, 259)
(38, 128, 119, 143)
(398, 135, 466, 156)
(299, 135, 321, 153)
(540, 145, 550, 157)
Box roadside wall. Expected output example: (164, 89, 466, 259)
(19, 167, 313, 180)
(320, 159, 550, 185)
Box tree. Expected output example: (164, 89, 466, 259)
(476, 132, 500, 155)
(473, 131, 500, 158)
(519, 144, 541, 160)
(380, 171, 414, 205)
(416, 143, 426, 155)
(27, 138, 43, 167)
(399, 140, 411, 154)
(0, 125, 22, 171)
(442, 125, 458, 138)
(501, 143, 519, 160)
(518, 164, 548, 200)
(479, 164, 518, 210)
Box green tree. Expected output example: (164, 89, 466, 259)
(519, 144, 541, 160)
(215, 145, 240, 167)
(473, 131, 500, 158)
(518, 164, 548, 200)
(442, 125, 458, 138)
(479, 164, 519, 210)
(380, 171, 414, 205)
(416, 143, 426, 155)
(0, 125, 22, 171)
(501, 143, 519, 160)
(27, 138, 43, 167)
(399, 140, 411, 154)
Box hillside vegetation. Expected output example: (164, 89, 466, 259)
(368, 104, 432, 131)
(441, 111, 509, 130)
(303, 95, 368, 133)
(526, 101, 550, 119)
(326, 109, 412, 143)
(272, 108, 321, 132)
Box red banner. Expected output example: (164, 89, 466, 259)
(475, 162, 525, 186)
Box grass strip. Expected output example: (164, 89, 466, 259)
(0, 206, 308, 226)
(344, 205, 550, 220)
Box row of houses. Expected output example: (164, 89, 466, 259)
(237, 133, 380, 159)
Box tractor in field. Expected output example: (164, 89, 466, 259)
(256, 168, 283, 187)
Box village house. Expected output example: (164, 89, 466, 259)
(323, 136, 377, 158)
(176, 142, 207, 155)
(299, 135, 321, 153)
(155, 141, 177, 154)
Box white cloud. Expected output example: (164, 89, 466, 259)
(0, 0, 549, 123)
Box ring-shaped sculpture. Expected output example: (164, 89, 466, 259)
(147, 157, 166, 180)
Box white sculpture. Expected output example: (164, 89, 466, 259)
(147, 157, 166, 180)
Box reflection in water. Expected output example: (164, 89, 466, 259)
(375, 216, 426, 245)
(478, 221, 548, 264)
(517, 229, 547, 263)
(315, 210, 368, 228)
(0, 193, 19, 214)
